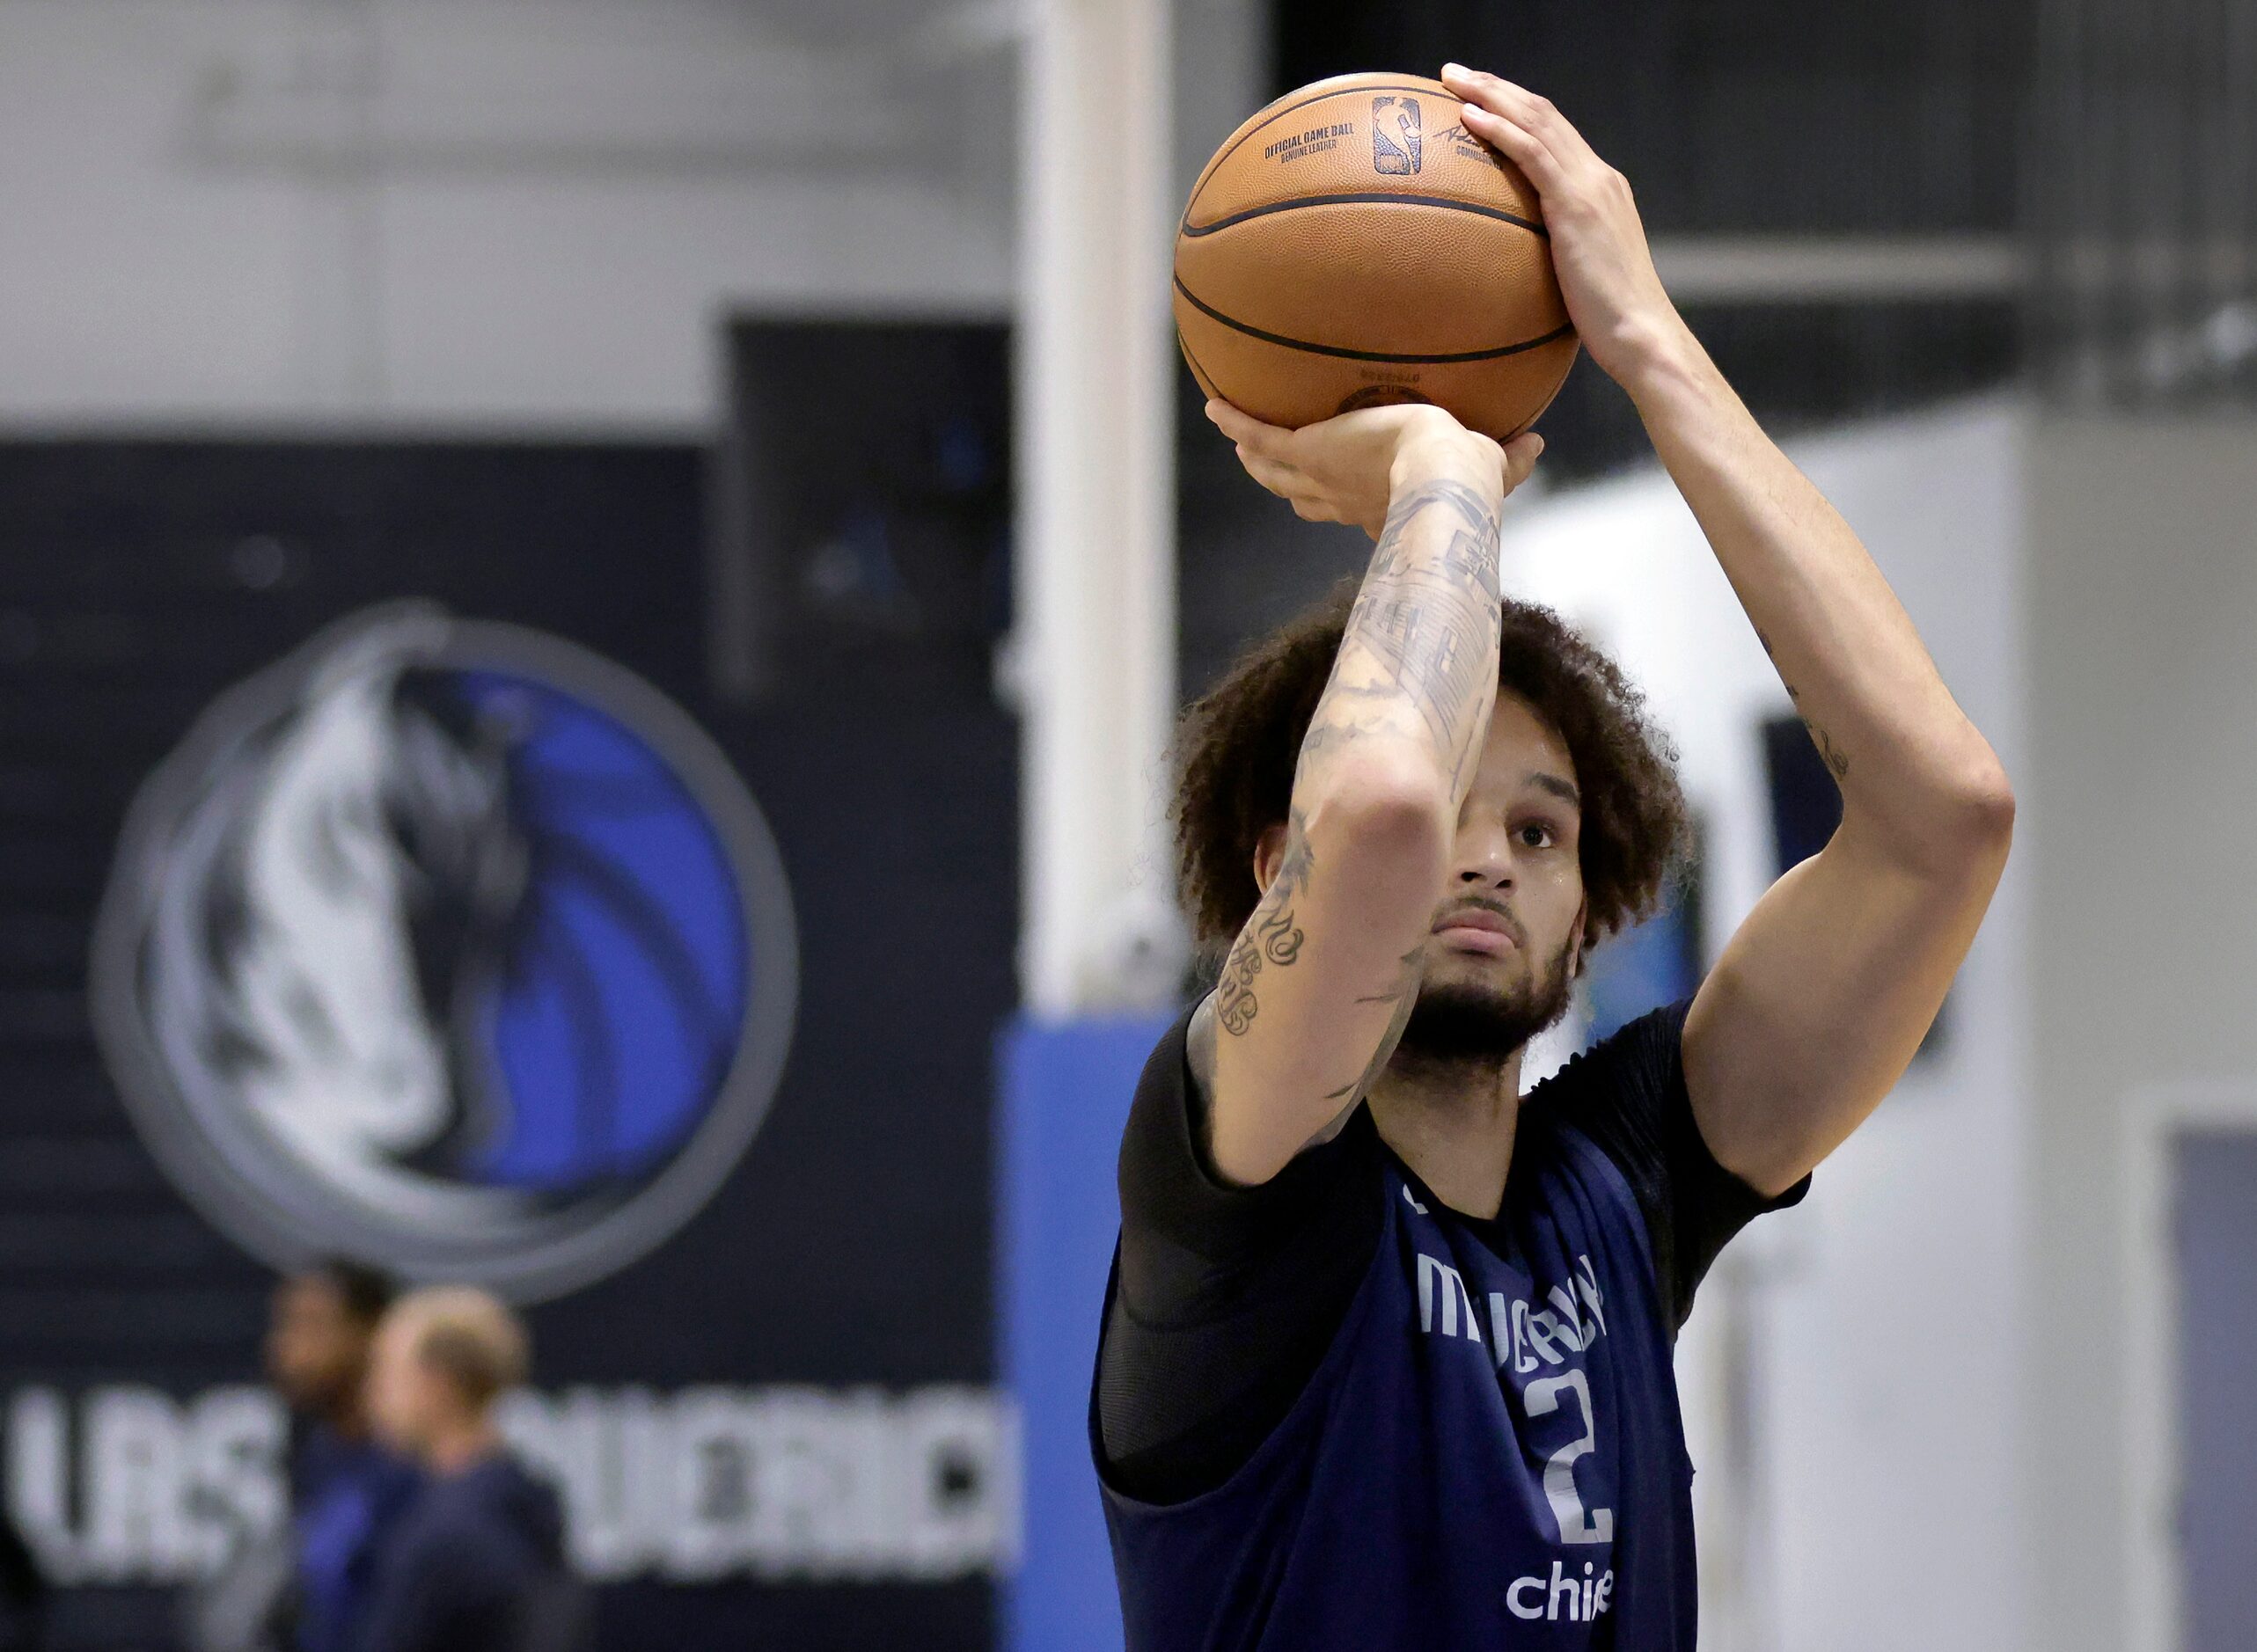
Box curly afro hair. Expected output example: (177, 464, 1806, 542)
(1172, 580, 1690, 962)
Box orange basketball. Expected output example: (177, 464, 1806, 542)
(1173, 72, 1578, 441)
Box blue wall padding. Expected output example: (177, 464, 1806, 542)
(996, 1010, 1176, 1652)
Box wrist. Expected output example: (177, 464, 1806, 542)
(1607, 310, 1711, 406)
(1389, 423, 1503, 500)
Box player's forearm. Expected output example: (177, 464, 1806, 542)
(1293, 441, 1506, 830)
(1622, 325, 2014, 869)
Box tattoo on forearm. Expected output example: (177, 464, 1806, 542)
(1271, 808, 1315, 900)
(1345, 485, 1501, 748)
(1323, 941, 1426, 1101)
(1215, 811, 1313, 1036)
(1240, 481, 1491, 1067)
(1810, 724, 1850, 782)
(1756, 627, 1850, 782)
(1298, 479, 1503, 790)
(1215, 936, 1262, 1035)
(1256, 902, 1304, 964)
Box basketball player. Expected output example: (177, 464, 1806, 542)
(1094, 66, 2014, 1648)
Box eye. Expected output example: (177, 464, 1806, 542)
(1517, 822, 1556, 850)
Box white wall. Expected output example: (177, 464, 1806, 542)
(1505, 399, 2033, 1652)
(0, 0, 1016, 430)
(0, 0, 1271, 432)
(2024, 417, 2257, 1652)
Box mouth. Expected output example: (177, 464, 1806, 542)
(1432, 907, 1522, 956)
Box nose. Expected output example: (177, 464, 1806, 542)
(1452, 815, 1517, 892)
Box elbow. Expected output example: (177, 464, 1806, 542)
(1308, 744, 1444, 821)
(1299, 748, 1455, 865)
(1855, 742, 2016, 881)
(1951, 749, 2018, 852)
(1909, 748, 2017, 878)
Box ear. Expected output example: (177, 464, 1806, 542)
(1567, 896, 1588, 979)
(1250, 820, 1290, 897)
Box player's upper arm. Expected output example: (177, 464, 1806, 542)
(1198, 753, 1451, 1187)
(1683, 783, 2013, 1197)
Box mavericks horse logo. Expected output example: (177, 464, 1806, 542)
(92, 607, 798, 1301)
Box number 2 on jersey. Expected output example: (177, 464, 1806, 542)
(1525, 1368, 1614, 1545)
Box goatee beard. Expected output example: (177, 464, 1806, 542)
(1393, 939, 1577, 1069)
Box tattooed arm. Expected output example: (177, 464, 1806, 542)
(1447, 63, 2017, 1195)
(1191, 401, 1543, 1186)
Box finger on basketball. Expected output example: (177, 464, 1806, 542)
(1438, 62, 1500, 99)
(1441, 64, 1545, 132)
(1489, 80, 1603, 172)
(1208, 399, 1287, 456)
(1502, 432, 1545, 491)
(1470, 75, 1554, 128)
(1456, 104, 1559, 185)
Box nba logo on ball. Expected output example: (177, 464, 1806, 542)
(92, 604, 799, 1303)
(1371, 95, 1423, 175)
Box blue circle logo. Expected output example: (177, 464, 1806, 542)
(92, 606, 798, 1301)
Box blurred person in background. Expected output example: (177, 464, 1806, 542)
(360, 1287, 583, 1652)
(256, 1260, 418, 1652)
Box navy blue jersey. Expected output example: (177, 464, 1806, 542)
(290, 1424, 420, 1652)
(1094, 1000, 1806, 1649)
(354, 1452, 568, 1652)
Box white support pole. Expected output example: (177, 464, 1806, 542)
(1015, 0, 1182, 1018)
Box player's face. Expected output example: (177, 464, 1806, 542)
(1399, 693, 1586, 1061)
(364, 1312, 440, 1455)
(265, 1276, 371, 1415)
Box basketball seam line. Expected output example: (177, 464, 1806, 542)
(1173, 277, 1577, 365)
(1182, 80, 1460, 227)
(1176, 328, 1222, 398)
(1181, 192, 1549, 239)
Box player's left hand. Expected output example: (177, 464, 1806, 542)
(1440, 63, 1690, 391)
(1205, 398, 1539, 540)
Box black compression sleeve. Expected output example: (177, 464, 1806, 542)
(1096, 1006, 1386, 1505)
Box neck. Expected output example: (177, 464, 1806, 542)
(421, 1414, 501, 1478)
(320, 1393, 370, 1442)
(1365, 1044, 1527, 1219)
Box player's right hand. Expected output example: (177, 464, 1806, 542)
(1441, 64, 1689, 396)
(1205, 398, 1540, 540)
